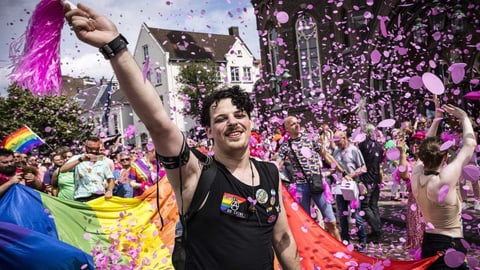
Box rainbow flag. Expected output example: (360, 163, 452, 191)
(0, 180, 438, 269)
(1, 125, 45, 153)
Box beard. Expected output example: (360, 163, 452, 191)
(0, 165, 17, 176)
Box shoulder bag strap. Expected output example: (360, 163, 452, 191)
(288, 140, 309, 181)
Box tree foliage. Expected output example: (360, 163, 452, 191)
(176, 61, 222, 120)
(0, 84, 94, 155)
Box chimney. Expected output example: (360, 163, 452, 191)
(228, 26, 239, 37)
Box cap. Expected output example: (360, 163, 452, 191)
(410, 131, 426, 141)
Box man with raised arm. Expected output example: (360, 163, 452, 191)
(64, 4, 300, 270)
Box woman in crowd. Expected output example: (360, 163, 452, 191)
(51, 150, 75, 200)
(411, 104, 476, 269)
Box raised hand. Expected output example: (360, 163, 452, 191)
(64, 3, 119, 48)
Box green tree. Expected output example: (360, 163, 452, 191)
(176, 61, 222, 120)
(0, 84, 94, 155)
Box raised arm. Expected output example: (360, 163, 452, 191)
(64, 4, 201, 207)
(426, 95, 441, 138)
(440, 105, 477, 184)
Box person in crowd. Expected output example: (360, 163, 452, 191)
(65, 4, 300, 268)
(27, 154, 45, 182)
(51, 150, 75, 200)
(395, 132, 425, 252)
(112, 151, 134, 198)
(385, 129, 407, 201)
(43, 153, 64, 186)
(276, 116, 340, 240)
(358, 123, 384, 243)
(0, 148, 22, 197)
(411, 104, 476, 269)
(331, 129, 368, 250)
(13, 151, 27, 168)
(20, 165, 46, 192)
(60, 136, 115, 202)
(129, 142, 166, 196)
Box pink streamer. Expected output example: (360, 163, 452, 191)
(9, 0, 65, 95)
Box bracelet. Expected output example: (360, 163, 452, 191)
(99, 34, 129, 60)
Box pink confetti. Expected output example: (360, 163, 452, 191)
(439, 140, 454, 151)
(408, 76, 423, 89)
(370, 49, 382, 64)
(448, 63, 467, 84)
(300, 146, 312, 159)
(276, 11, 289, 24)
(377, 119, 395, 128)
(386, 148, 400, 161)
(462, 165, 480, 182)
(422, 72, 445, 95)
(444, 249, 465, 268)
(437, 184, 449, 203)
(425, 222, 435, 231)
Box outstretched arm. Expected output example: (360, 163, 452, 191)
(64, 4, 201, 211)
(441, 105, 477, 186)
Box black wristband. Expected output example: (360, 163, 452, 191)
(99, 34, 129, 60)
(342, 171, 347, 177)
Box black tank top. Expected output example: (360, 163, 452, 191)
(185, 159, 280, 270)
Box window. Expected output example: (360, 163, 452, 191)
(230, 66, 240, 82)
(237, 50, 243, 57)
(155, 68, 162, 85)
(146, 71, 151, 82)
(142, 45, 149, 61)
(112, 113, 119, 134)
(296, 14, 323, 99)
(243, 67, 252, 82)
(216, 66, 223, 82)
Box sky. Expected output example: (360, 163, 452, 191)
(0, 0, 260, 95)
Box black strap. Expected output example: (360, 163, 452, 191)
(185, 148, 217, 220)
(288, 140, 309, 181)
(179, 147, 217, 243)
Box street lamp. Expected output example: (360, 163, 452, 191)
(429, 0, 446, 31)
(413, 18, 426, 45)
(269, 71, 292, 109)
(451, 4, 465, 35)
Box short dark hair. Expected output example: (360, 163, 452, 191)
(418, 137, 448, 169)
(200, 86, 253, 127)
(86, 136, 101, 143)
(0, 148, 14, 158)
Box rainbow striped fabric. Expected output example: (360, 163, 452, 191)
(1, 125, 44, 153)
(0, 180, 438, 269)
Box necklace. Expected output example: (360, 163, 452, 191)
(248, 160, 257, 213)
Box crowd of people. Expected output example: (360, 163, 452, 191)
(1, 3, 479, 269)
(0, 136, 166, 202)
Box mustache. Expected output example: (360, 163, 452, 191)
(225, 124, 244, 134)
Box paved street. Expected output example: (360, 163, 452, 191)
(360, 186, 480, 262)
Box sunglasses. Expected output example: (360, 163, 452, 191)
(120, 158, 131, 162)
